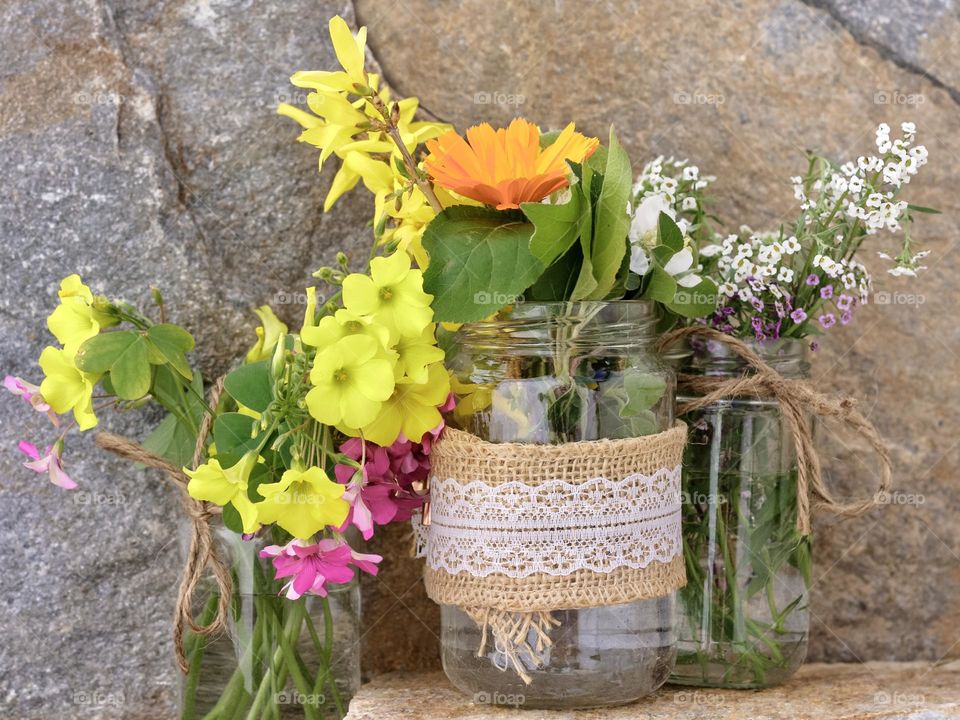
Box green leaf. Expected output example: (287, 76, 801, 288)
(643, 267, 678, 304)
(522, 184, 584, 267)
(526, 245, 584, 301)
(657, 212, 685, 251)
(570, 234, 599, 300)
(145, 324, 195, 379)
(74, 331, 151, 400)
(221, 503, 244, 534)
(223, 361, 273, 412)
(422, 206, 543, 322)
(213, 413, 260, 457)
(620, 372, 667, 417)
(586, 128, 632, 299)
(669, 278, 719, 318)
(142, 414, 197, 467)
(907, 204, 941, 214)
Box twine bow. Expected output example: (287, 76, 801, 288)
(659, 326, 893, 534)
(95, 378, 230, 673)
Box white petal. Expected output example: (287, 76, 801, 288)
(629, 245, 650, 275)
(663, 247, 693, 275)
(677, 273, 702, 288)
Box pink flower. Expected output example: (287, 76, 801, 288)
(4, 375, 59, 426)
(19, 440, 77, 489)
(259, 538, 382, 600)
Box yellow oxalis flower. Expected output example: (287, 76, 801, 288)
(301, 309, 390, 350)
(38, 346, 99, 430)
(342, 251, 433, 341)
(47, 275, 103, 354)
(184, 452, 260, 534)
(255, 466, 350, 540)
(357, 362, 450, 446)
(306, 334, 395, 428)
(246, 305, 288, 363)
(393, 324, 444, 383)
(449, 374, 494, 422)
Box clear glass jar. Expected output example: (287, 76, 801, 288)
(442, 300, 678, 709)
(180, 526, 361, 719)
(670, 337, 812, 688)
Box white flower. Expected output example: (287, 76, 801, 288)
(700, 244, 723, 258)
(782, 236, 801, 254)
(777, 267, 795, 283)
(662, 247, 702, 287)
(629, 194, 673, 249)
(682, 166, 699, 181)
(888, 266, 918, 277)
(737, 287, 754, 302)
(629, 244, 650, 276)
(901, 121, 916, 136)
(718, 282, 737, 297)
(681, 196, 698, 211)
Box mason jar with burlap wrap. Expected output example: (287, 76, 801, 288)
(419, 301, 687, 709)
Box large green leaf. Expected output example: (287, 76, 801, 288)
(525, 245, 584, 301)
(75, 331, 151, 400)
(213, 412, 260, 459)
(620, 372, 668, 416)
(643, 267, 678, 304)
(422, 206, 543, 322)
(522, 182, 584, 268)
(142, 414, 196, 466)
(223, 361, 273, 412)
(145, 324, 195, 379)
(586, 128, 632, 299)
(670, 277, 719, 318)
(657, 212, 685, 251)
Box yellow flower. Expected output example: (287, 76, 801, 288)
(302, 286, 319, 330)
(38, 346, 99, 430)
(46, 275, 104, 354)
(358, 362, 450, 446)
(342, 251, 433, 341)
(306, 334, 395, 428)
(184, 452, 260, 534)
(328, 15, 367, 84)
(255, 466, 349, 540)
(393, 324, 444, 383)
(301, 309, 390, 350)
(449, 374, 494, 422)
(246, 305, 288, 363)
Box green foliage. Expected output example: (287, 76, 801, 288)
(145, 324, 195, 379)
(223, 361, 273, 412)
(213, 412, 261, 463)
(523, 183, 584, 268)
(586, 128, 631, 299)
(75, 331, 151, 400)
(422, 206, 543, 322)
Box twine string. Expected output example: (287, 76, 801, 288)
(659, 325, 893, 534)
(94, 377, 229, 673)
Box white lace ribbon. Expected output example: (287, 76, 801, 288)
(421, 465, 682, 578)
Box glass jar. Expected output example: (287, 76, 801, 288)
(441, 300, 678, 709)
(670, 337, 812, 688)
(180, 526, 361, 720)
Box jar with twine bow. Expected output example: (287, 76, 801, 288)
(419, 300, 687, 709)
(95, 381, 362, 720)
(661, 326, 892, 689)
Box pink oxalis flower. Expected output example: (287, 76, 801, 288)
(259, 538, 382, 600)
(19, 440, 77, 490)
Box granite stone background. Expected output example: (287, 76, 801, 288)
(1, 1, 957, 718)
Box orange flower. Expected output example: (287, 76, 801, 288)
(424, 118, 599, 210)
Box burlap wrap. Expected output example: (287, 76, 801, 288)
(423, 423, 688, 612)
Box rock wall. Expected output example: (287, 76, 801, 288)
(1, 1, 957, 718)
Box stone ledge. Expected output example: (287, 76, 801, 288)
(345, 662, 960, 719)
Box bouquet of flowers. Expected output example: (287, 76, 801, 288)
(5, 14, 724, 718)
(652, 122, 934, 687)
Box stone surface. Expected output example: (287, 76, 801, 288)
(354, 0, 960, 669)
(2, 1, 960, 718)
(0, 1, 372, 718)
(345, 664, 960, 720)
